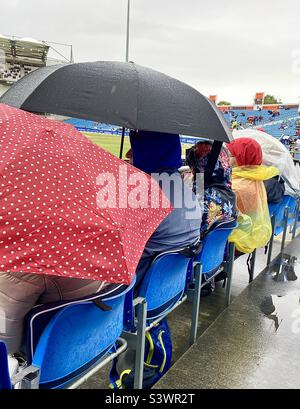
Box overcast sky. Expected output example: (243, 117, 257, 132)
(1, 0, 300, 104)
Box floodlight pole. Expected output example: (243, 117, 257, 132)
(70, 45, 74, 63)
(126, 0, 131, 62)
(120, 0, 131, 159)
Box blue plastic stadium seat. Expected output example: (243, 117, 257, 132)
(287, 197, 298, 226)
(196, 219, 238, 278)
(137, 250, 194, 320)
(0, 341, 11, 390)
(269, 196, 290, 234)
(20, 284, 133, 389)
(269, 195, 293, 236)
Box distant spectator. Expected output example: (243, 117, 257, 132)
(231, 120, 238, 130)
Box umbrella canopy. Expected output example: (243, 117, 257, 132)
(0, 61, 232, 143)
(0, 103, 172, 285)
(233, 129, 300, 196)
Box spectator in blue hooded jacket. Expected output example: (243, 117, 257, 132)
(129, 130, 202, 290)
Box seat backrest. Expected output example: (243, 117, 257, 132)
(269, 195, 292, 235)
(268, 195, 290, 219)
(287, 197, 298, 225)
(0, 341, 11, 390)
(22, 283, 129, 365)
(28, 285, 132, 389)
(137, 251, 193, 319)
(196, 219, 238, 276)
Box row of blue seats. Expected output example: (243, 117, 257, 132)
(65, 118, 122, 133)
(266, 195, 300, 266)
(0, 197, 299, 390)
(248, 195, 300, 282)
(263, 121, 299, 139)
(0, 219, 238, 390)
(67, 112, 297, 131)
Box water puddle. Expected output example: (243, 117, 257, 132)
(260, 293, 300, 333)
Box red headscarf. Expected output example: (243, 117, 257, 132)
(226, 138, 263, 166)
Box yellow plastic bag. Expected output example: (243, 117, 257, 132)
(229, 165, 279, 254)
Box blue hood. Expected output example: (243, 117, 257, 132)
(130, 130, 182, 174)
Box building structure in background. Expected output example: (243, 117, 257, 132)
(0, 34, 72, 97)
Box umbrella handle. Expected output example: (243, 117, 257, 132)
(119, 128, 126, 159)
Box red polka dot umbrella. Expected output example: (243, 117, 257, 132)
(0, 104, 172, 285)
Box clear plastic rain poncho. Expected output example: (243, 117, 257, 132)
(233, 129, 300, 197)
(227, 138, 279, 254)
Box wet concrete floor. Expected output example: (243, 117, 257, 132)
(155, 235, 300, 389)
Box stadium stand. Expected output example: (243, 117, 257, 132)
(0, 35, 49, 88)
(64, 118, 129, 135)
(0, 50, 299, 389)
(0, 35, 73, 95)
(64, 107, 299, 143)
(223, 107, 298, 127)
(223, 107, 299, 140)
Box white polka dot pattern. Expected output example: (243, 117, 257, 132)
(0, 104, 172, 285)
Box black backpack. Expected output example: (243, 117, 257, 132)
(109, 318, 172, 389)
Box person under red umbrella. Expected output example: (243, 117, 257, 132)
(0, 104, 172, 363)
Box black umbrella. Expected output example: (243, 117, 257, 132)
(0, 61, 232, 152)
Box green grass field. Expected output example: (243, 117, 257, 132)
(83, 132, 193, 158)
(83, 132, 131, 157)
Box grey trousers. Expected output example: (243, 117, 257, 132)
(0, 272, 105, 354)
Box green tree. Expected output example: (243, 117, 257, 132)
(263, 95, 281, 104)
(218, 101, 231, 106)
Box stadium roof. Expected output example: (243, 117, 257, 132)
(0, 35, 49, 64)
